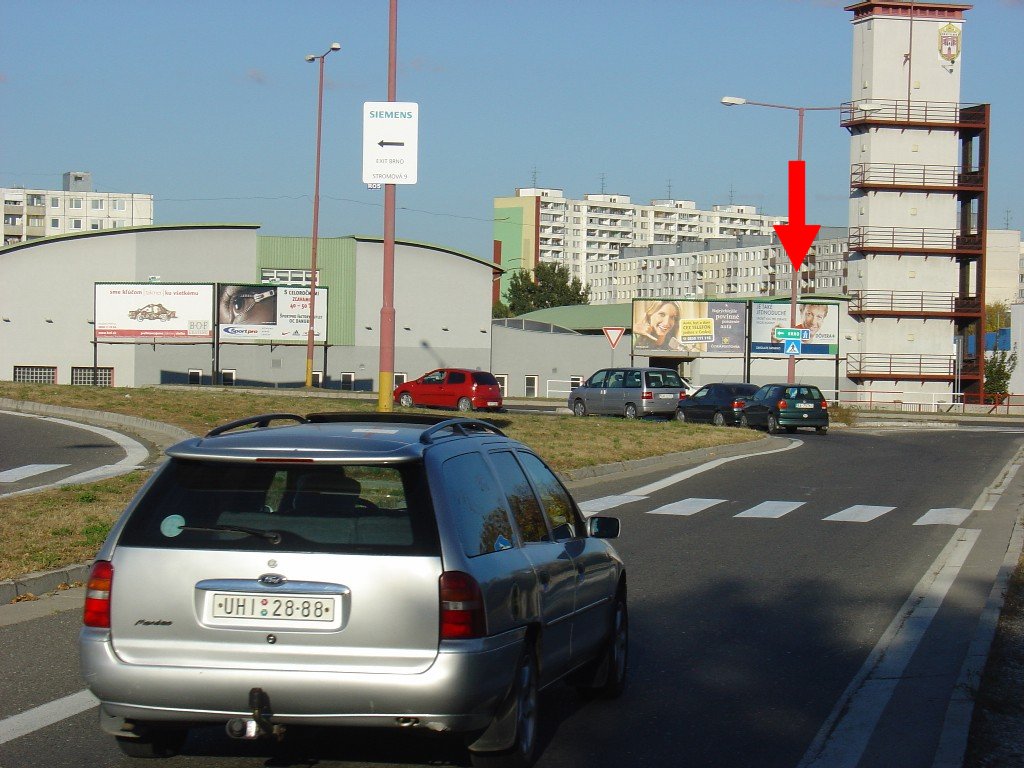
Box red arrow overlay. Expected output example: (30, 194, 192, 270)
(773, 160, 820, 273)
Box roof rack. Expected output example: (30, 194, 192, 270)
(305, 412, 458, 426)
(204, 413, 307, 437)
(419, 418, 506, 444)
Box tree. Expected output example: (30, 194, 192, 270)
(503, 262, 589, 316)
(985, 301, 1010, 332)
(984, 346, 1018, 398)
(492, 300, 511, 319)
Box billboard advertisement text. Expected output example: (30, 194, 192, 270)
(94, 283, 214, 340)
(750, 301, 839, 357)
(632, 299, 747, 358)
(217, 284, 327, 342)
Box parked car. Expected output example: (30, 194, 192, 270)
(569, 367, 691, 419)
(79, 413, 627, 767)
(739, 383, 830, 434)
(675, 382, 760, 426)
(393, 368, 503, 412)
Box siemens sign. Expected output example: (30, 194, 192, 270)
(362, 101, 419, 185)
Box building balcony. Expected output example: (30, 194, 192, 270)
(850, 163, 984, 193)
(848, 291, 981, 318)
(848, 226, 982, 256)
(846, 353, 981, 381)
(841, 100, 989, 130)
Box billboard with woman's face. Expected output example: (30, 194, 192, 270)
(631, 299, 747, 358)
(749, 301, 839, 357)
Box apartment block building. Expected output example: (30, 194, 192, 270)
(493, 187, 786, 297)
(2, 171, 153, 246)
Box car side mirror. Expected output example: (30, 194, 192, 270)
(588, 516, 620, 539)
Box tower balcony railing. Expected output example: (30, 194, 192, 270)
(841, 100, 989, 129)
(850, 163, 984, 191)
(848, 291, 981, 316)
(846, 353, 980, 379)
(848, 226, 982, 254)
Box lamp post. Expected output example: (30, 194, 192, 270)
(721, 96, 843, 384)
(303, 42, 341, 389)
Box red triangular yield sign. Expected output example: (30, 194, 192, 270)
(603, 326, 626, 349)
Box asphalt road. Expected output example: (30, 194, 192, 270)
(1, 424, 1021, 768)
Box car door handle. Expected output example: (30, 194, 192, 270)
(576, 564, 586, 580)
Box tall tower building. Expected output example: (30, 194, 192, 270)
(842, 2, 988, 399)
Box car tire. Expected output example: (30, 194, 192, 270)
(675, 409, 687, 423)
(767, 414, 781, 434)
(457, 397, 473, 412)
(740, 413, 750, 429)
(816, 426, 828, 435)
(115, 727, 188, 759)
(575, 592, 628, 699)
(573, 399, 587, 417)
(624, 403, 638, 420)
(470, 645, 539, 768)
(399, 393, 414, 408)
(712, 412, 726, 427)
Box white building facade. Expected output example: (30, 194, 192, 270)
(2, 171, 154, 246)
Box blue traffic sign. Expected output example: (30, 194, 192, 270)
(784, 340, 802, 355)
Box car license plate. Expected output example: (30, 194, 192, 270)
(659, 393, 674, 399)
(795, 403, 814, 409)
(211, 592, 337, 622)
(487, 401, 498, 406)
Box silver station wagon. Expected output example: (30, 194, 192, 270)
(569, 366, 691, 419)
(80, 413, 627, 767)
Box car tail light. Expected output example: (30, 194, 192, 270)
(821, 400, 829, 409)
(679, 392, 688, 401)
(777, 399, 789, 410)
(83, 560, 113, 628)
(732, 400, 745, 409)
(642, 391, 653, 400)
(439, 571, 486, 640)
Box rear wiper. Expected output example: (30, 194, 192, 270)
(178, 524, 282, 544)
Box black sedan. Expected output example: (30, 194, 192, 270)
(675, 383, 760, 426)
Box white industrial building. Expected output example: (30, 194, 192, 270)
(1, 171, 154, 246)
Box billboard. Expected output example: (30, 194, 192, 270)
(632, 299, 747, 358)
(217, 284, 327, 343)
(94, 283, 214, 340)
(750, 301, 839, 357)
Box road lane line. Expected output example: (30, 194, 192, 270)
(797, 528, 980, 768)
(0, 689, 98, 744)
(578, 494, 648, 516)
(823, 505, 896, 523)
(913, 508, 972, 526)
(0, 464, 69, 483)
(648, 498, 726, 516)
(734, 500, 804, 519)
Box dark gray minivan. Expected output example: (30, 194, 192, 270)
(568, 367, 691, 419)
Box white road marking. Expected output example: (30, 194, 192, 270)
(797, 528, 980, 768)
(734, 500, 805, 519)
(0, 689, 98, 744)
(648, 498, 727, 516)
(913, 508, 973, 526)
(0, 464, 69, 483)
(578, 494, 648, 516)
(823, 505, 896, 523)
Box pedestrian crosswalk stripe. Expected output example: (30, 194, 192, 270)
(578, 494, 648, 516)
(649, 498, 727, 516)
(0, 464, 69, 483)
(913, 508, 972, 526)
(824, 505, 896, 523)
(735, 501, 805, 519)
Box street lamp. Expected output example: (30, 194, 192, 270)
(303, 42, 341, 389)
(721, 96, 842, 384)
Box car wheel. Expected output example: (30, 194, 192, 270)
(470, 646, 539, 768)
(675, 408, 687, 423)
(767, 414, 781, 434)
(575, 592, 628, 699)
(816, 426, 829, 435)
(624, 403, 638, 420)
(573, 399, 587, 417)
(457, 397, 473, 412)
(115, 727, 188, 759)
(399, 392, 414, 408)
(740, 413, 750, 429)
(712, 412, 726, 427)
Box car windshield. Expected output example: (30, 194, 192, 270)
(472, 372, 498, 385)
(118, 460, 440, 555)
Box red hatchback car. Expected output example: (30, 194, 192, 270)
(393, 368, 503, 412)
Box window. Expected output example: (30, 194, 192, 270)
(493, 374, 508, 397)
(570, 375, 583, 388)
(27, 194, 44, 206)
(339, 372, 356, 390)
(90, 199, 104, 210)
(442, 452, 514, 557)
(524, 375, 538, 398)
(447, 371, 466, 384)
(489, 451, 548, 543)
(187, 368, 203, 385)
(90, 221, 101, 230)
(50, 218, 59, 228)
(13, 366, 57, 384)
(221, 369, 236, 386)
(71, 219, 83, 229)
(311, 371, 323, 387)
(111, 199, 126, 211)
(69, 198, 83, 209)
(3, 215, 21, 226)
(27, 217, 43, 227)
(71, 367, 113, 386)
(50, 197, 60, 208)
(518, 452, 581, 541)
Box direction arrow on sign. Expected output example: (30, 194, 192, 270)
(603, 326, 626, 349)
(775, 327, 803, 341)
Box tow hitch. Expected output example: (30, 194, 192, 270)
(225, 687, 286, 741)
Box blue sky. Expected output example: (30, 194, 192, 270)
(3, 0, 1021, 259)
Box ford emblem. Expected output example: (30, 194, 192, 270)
(258, 573, 286, 586)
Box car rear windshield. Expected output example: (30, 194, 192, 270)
(471, 372, 498, 385)
(118, 459, 440, 556)
(783, 386, 825, 400)
(645, 370, 684, 388)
